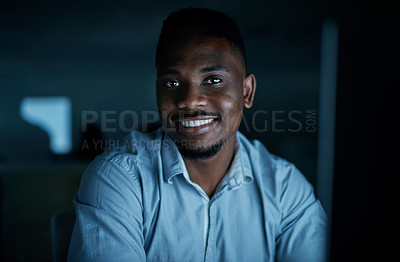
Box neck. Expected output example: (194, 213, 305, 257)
(183, 135, 236, 198)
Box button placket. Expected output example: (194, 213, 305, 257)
(204, 203, 216, 261)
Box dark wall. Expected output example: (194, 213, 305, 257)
(331, 1, 398, 261)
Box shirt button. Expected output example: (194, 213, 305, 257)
(208, 247, 213, 253)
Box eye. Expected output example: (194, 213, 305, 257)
(165, 80, 181, 88)
(204, 78, 222, 85)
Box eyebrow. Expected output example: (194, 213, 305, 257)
(199, 65, 229, 73)
(157, 65, 229, 77)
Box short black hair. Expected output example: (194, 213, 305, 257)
(155, 8, 246, 68)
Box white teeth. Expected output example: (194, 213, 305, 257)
(180, 119, 213, 127)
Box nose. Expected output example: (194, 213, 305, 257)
(176, 83, 207, 110)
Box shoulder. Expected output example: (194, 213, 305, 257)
(237, 132, 324, 228)
(237, 132, 299, 178)
(77, 129, 163, 206)
(237, 132, 314, 203)
(96, 128, 162, 172)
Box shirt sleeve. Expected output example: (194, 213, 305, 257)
(67, 154, 146, 262)
(275, 164, 328, 262)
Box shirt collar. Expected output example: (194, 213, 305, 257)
(237, 131, 254, 185)
(217, 135, 254, 191)
(161, 133, 184, 184)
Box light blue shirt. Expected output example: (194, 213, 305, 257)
(68, 129, 327, 262)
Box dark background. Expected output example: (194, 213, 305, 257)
(0, 0, 398, 261)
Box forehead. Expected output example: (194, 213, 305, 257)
(157, 37, 245, 74)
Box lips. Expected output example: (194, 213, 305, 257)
(171, 110, 221, 135)
(179, 118, 214, 127)
(172, 113, 219, 135)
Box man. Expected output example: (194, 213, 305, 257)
(68, 8, 327, 262)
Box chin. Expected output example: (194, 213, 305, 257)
(174, 138, 225, 160)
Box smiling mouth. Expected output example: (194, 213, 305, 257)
(174, 116, 219, 135)
(178, 118, 214, 127)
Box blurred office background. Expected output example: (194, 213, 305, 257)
(0, 0, 397, 261)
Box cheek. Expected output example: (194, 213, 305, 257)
(217, 94, 243, 126)
(157, 92, 174, 112)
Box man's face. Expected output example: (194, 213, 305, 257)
(156, 36, 255, 158)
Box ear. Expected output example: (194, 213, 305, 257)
(243, 74, 256, 109)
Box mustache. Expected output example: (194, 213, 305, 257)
(171, 110, 220, 120)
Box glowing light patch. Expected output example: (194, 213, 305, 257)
(20, 97, 72, 154)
